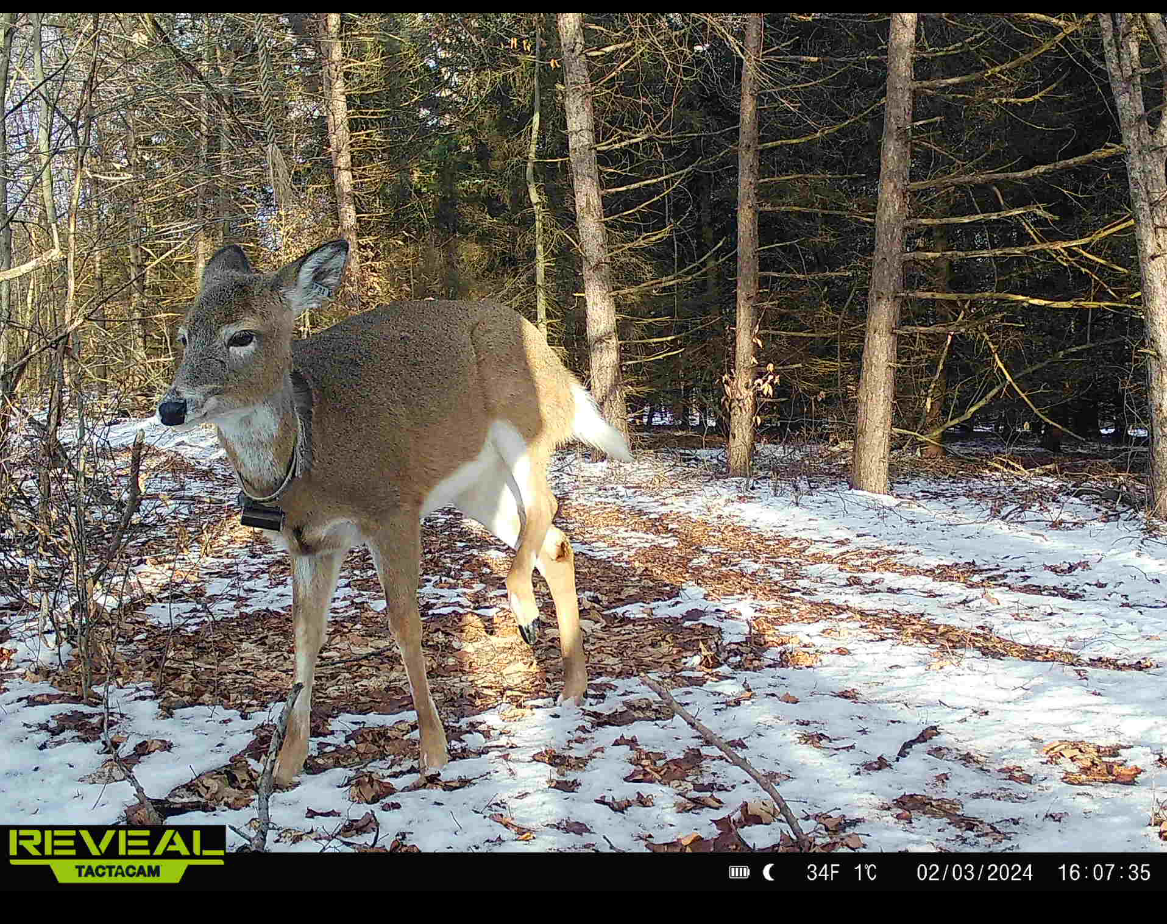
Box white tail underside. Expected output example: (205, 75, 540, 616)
(571, 383, 632, 461)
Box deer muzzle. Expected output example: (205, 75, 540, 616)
(158, 398, 187, 426)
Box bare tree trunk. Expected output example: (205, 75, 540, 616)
(0, 11, 11, 332)
(1099, 13, 1167, 518)
(126, 114, 148, 363)
(698, 172, 719, 301)
(195, 16, 213, 281)
(852, 12, 917, 494)
(556, 12, 629, 444)
(678, 171, 719, 430)
(0, 12, 15, 453)
(319, 13, 360, 278)
(65, 17, 99, 333)
(32, 13, 66, 472)
(728, 13, 763, 477)
(217, 44, 232, 244)
(437, 152, 460, 298)
(55, 13, 99, 406)
(32, 15, 59, 254)
(94, 229, 106, 395)
(920, 214, 952, 458)
(525, 17, 549, 337)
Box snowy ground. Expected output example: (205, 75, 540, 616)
(1, 418, 1165, 853)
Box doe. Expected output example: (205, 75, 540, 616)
(158, 241, 630, 784)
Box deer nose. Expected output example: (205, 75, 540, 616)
(158, 399, 187, 426)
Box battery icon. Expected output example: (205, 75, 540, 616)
(728, 865, 751, 880)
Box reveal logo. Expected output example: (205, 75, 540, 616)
(6, 826, 225, 885)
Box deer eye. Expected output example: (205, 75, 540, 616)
(228, 331, 256, 349)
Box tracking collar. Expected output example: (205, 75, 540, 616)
(237, 414, 300, 531)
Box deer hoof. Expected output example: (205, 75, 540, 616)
(519, 620, 539, 646)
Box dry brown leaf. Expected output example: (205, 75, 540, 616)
(348, 772, 397, 804)
(338, 811, 377, 838)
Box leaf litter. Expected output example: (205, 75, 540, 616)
(1, 422, 1165, 852)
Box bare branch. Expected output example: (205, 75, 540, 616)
(640, 673, 811, 851)
(250, 683, 303, 853)
(909, 145, 1125, 192)
(0, 246, 61, 283)
(906, 219, 1133, 262)
(914, 19, 1084, 90)
(903, 290, 1137, 311)
(907, 204, 1057, 227)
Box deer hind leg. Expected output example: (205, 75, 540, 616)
(455, 446, 587, 705)
(536, 520, 587, 704)
(275, 549, 344, 786)
(369, 517, 448, 773)
(486, 426, 555, 647)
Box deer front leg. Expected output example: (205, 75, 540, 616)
(370, 520, 448, 774)
(275, 550, 344, 786)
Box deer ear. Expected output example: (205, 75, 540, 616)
(202, 244, 253, 287)
(276, 240, 349, 316)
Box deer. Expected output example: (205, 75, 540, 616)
(157, 240, 631, 785)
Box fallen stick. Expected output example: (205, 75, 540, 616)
(90, 429, 145, 588)
(250, 682, 303, 852)
(640, 673, 811, 851)
(101, 670, 164, 826)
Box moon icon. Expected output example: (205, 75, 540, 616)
(762, 863, 774, 882)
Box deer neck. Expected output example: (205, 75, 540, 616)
(215, 375, 300, 502)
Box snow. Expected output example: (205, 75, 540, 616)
(1, 418, 1164, 853)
